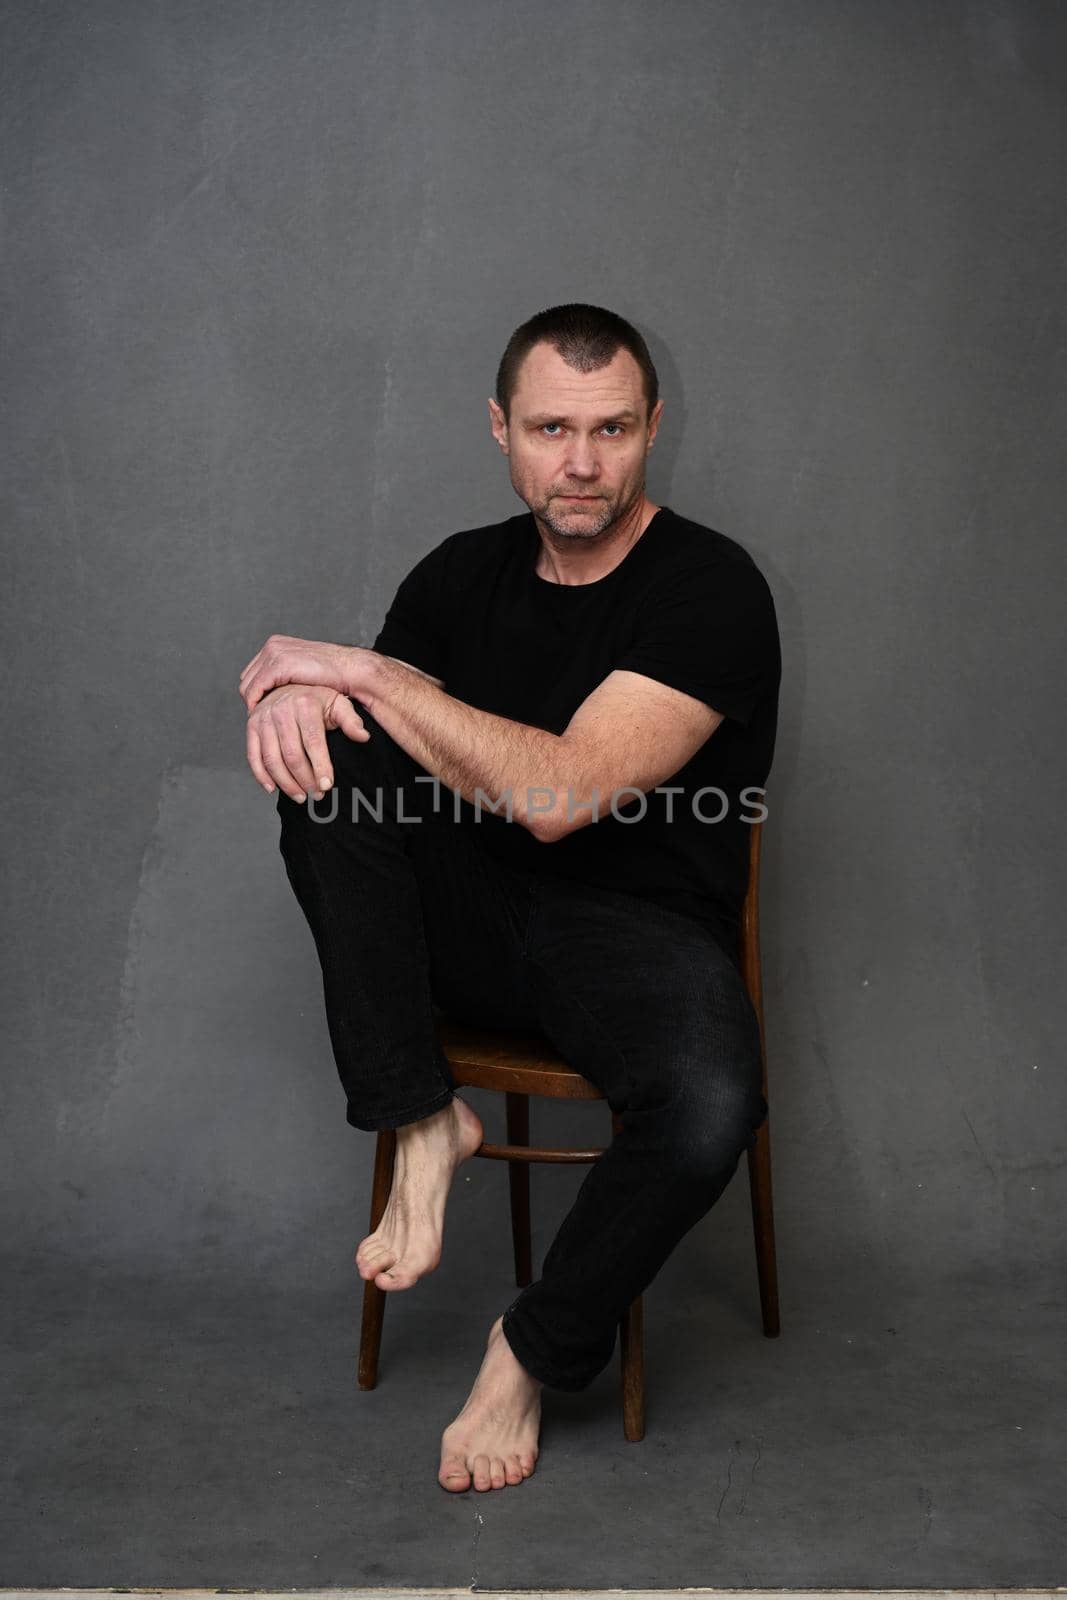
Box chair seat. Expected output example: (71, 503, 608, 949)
(435, 1017, 605, 1101)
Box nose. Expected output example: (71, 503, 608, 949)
(562, 435, 600, 482)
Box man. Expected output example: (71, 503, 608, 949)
(238, 303, 781, 1494)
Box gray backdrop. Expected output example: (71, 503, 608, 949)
(2, 0, 1065, 1580)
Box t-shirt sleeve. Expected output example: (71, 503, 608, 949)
(614, 557, 781, 726)
(371, 535, 453, 682)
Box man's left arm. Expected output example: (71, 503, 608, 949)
(354, 651, 724, 839)
(238, 638, 720, 836)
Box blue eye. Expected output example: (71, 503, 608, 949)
(541, 422, 624, 437)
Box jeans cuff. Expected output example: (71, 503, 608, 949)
(501, 1301, 606, 1393)
(345, 1083, 455, 1133)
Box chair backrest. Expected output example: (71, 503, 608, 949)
(739, 814, 768, 1087)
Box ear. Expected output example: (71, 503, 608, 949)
(646, 398, 664, 452)
(488, 396, 509, 454)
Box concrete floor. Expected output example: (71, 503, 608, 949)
(3, 1162, 1065, 1592)
(2, 1593, 1064, 1600)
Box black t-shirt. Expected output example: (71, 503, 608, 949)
(371, 504, 781, 962)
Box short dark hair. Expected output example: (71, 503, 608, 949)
(495, 303, 659, 425)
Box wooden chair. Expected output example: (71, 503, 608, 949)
(356, 817, 780, 1441)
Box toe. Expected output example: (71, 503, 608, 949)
(504, 1454, 524, 1485)
(360, 1236, 391, 1259)
(375, 1264, 412, 1290)
(472, 1453, 492, 1491)
(489, 1456, 507, 1489)
(357, 1242, 395, 1277)
(439, 1455, 471, 1492)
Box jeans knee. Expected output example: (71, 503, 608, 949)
(326, 711, 423, 801)
(324, 718, 375, 777)
(660, 1080, 766, 1183)
(275, 781, 331, 836)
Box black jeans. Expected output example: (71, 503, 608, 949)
(275, 704, 768, 1392)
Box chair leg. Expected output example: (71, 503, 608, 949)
(619, 1297, 646, 1442)
(505, 1092, 532, 1287)
(747, 1115, 781, 1337)
(357, 1127, 397, 1389)
(610, 1107, 646, 1441)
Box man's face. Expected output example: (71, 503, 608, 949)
(488, 342, 663, 541)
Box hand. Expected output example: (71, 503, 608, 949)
(246, 683, 370, 801)
(238, 634, 365, 712)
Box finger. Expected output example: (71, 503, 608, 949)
(245, 720, 275, 794)
(240, 665, 266, 709)
(331, 694, 371, 744)
(240, 642, 280, 704)
(238, 648, 265, 694)
(245, 646, 310, 710)
(241, 670, 274, 712)
(297, 709, 336, 796)
(275, 710, 321, 798)
(258, 717, 307, 803)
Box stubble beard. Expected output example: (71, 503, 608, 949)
(537, 493, 619, 542)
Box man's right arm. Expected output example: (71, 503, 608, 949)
(245, 654, 443, 802)
(245, 653, 445, 801)
(244, 536, 451, 798)
(245, 681, 369, 801)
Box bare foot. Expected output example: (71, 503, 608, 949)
(355, 1094, 483, 1291)
(438, 1315, 542, 1492)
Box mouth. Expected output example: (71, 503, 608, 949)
(558, 495, 599, 502)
